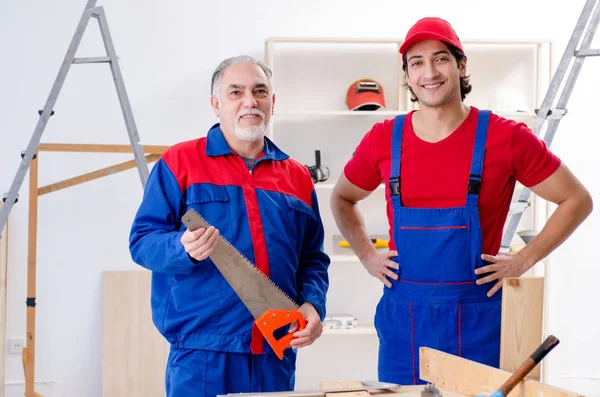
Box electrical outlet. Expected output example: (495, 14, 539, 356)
(8, 338, 25, 354)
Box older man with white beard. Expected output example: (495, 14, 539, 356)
(129, 55, 330, 397)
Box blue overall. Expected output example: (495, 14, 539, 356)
(166, 348, 296, 397)
(375, 110, 502, 385)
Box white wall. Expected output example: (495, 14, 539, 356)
(0, 0, 598, 396)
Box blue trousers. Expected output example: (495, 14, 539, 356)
(166, 347, 296, 397)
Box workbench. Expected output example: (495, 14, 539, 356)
(228, 348, 584, 397)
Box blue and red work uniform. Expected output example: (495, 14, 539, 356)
(129, 124, 330, 396)
(344, 107, 560, 385)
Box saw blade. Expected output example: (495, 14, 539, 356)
(421, 383, 443, 397)
(181, 208, 299, 319)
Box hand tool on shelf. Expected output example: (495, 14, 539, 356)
(340, 238, 388, 249)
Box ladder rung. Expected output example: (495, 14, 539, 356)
(535, 108, 567, 120)
(2, 193, 19, 204)
(575, 48, 600, 57)
(509, 201, 530, 215)
(72, 56, 112, 64)
(90, 6, 103, 18)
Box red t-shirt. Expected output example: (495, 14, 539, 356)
(344, 107, 561, 255)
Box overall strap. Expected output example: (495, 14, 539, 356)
(467, 110, 491, 207)
(389, 114, 406, 208)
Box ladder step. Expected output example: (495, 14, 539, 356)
(2, 193, 19, 204)
(535, 108, 567, 120)
(21, 151, 37, 160)
(575, 48, 600, 57)
(509, 201, 530, 215)
(72, 56, 112, 64)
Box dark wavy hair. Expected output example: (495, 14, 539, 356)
(402, 44, 472, 102)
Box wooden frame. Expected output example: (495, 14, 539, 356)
(0, 206, 8, 397)
(22, 143, 168, 397)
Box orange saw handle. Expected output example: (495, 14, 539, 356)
(255, 309, 306, 360)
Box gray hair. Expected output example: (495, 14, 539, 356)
(211, 55, 273, 97)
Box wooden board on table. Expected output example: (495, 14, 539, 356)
(102, 271, 168, 397)
(420, 347, 584, 397)
(500, 277, 544, 380)
(320, 381, 369, 396)
(250, 385, 465, 397)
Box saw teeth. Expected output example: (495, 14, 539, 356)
(186, 208, 300, 308)
(421, 384, 442, 397)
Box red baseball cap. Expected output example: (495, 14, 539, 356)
(399, 17, 463, 58)
(346, 79, 386, 111)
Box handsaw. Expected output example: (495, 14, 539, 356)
(182, 208, 306, 360)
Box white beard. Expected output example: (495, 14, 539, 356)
(234, 122, 266, 141)
(234, 109, 268, 141)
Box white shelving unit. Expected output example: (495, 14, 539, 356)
(274, 110, 537, 118)
(323, 325, 378, 336)
(264, 36, 551, 389)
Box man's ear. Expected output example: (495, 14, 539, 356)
(210, 95, 220, 117)
(271, 93, 276, 115)
(459, 57, 467, 78)
(404, 71, 413, 92)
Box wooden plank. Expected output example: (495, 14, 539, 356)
(0, 206, 7, 397)
(38, 154, 160, 195)
(102, 271, 168, 397)
(231, 385, 464, 397)
(420, 347, 584, 397)
(500, 277, 545, 380)
(38, 143, 169, 154)
(25, 152, 38, 397)
(320, 381, 369, 396)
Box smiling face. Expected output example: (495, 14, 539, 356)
(404, 40, 467, 108)
(211, 63, 274, 142)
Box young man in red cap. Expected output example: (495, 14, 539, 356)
(330, 17, 593, 385)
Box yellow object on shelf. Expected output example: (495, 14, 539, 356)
(340, 238, 388, 249)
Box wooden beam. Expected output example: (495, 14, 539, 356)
(500, 277, 545, 380)
(25, 152, 38, 397)
(0, 206, 7, 397)
(38, 154, 160, 196)
(419, 347, 583, 397)
(38, 143, 169, 155)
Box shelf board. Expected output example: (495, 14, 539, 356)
(267, 37, 402, 44)
(497, 111, 537, 118)
(322, 325, 377, 335)
(274, 110, 406, 117)
(315, 183, 385, 190)
(273, 110, 536, 119)
(266, 37, 550, 46)
(329, 255, 362, 262)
